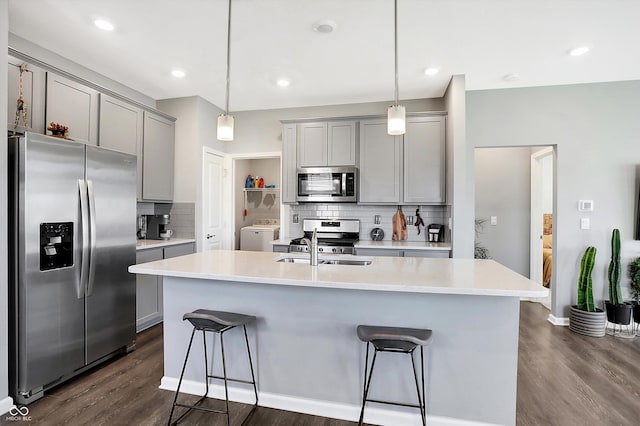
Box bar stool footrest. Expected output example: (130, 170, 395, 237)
(366, 398, 423, 409)
(206, 374, 256, 385)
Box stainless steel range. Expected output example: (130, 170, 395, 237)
(290, 218, 360, 254)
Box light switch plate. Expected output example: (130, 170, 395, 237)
(490, 216, 498, 226)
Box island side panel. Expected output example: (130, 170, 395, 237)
(161, 276, 519, 426)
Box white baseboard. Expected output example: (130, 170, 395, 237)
(547, 314, 569, 326)
(160, 376, 499, 426)
(0, 396, 15, 416)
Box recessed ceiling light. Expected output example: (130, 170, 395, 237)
(171, 69, 186, 78)
(94, 19, 114, 31)
(313, 20, 337, 33)
(276, 79, 290, 87)
(503, 73, 520, 82)
(569, 46, 590, 56)
(424, 67, 439, 76)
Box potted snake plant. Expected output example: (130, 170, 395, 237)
(604, 229, 633, 326)
(629, 256, 640, 326)
(569, 246, 606, 337)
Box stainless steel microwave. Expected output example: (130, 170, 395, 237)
(297, 167, 357, 203)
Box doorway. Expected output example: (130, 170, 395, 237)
(474, 146, 555, 313)
(231, 153, 281, 250)
(202, 149, 225, 251)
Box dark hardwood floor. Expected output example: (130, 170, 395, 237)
(3, 302, 639, 425)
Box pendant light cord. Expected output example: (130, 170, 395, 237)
(394, 0, 398, 107)
(224, 0, 232, 115)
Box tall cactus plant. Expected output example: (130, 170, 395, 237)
(608, 228, 623, 305)
(577, 246, 597, 312)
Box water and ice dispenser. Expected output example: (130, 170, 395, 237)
(39, 222, 74, 271)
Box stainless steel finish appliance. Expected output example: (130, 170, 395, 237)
(296, 167, 357, 203)
(145, 214, 171, 240)
(8, 133, 136, 405)
(289, 218, 360, 254)
(427, 224, 445, 242)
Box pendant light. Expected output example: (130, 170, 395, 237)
(217, 0, 234, 141)
(387, 0, 405, 136)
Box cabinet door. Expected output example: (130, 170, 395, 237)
(7, 57, 45, 134)
(142, 111, 175, 201)
(46, 72, 99, 145)
(403, 116, 446, 203)
(282, 124, 298, 203)
(135, 248, 164, 332)
(298, 122, 327, 167)
(354, 248, 402, 257)
(328, 121, 357, 166)
(403, 250, 450, 258)
(99, 95, 143, 198)
(164, 243, 195, 258)
(359, 119, 401, 203)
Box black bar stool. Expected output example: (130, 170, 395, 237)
(356, 325, 433, 426)
(168, 309, 258, 426)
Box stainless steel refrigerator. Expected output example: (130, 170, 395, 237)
(8, 132, 136, 405)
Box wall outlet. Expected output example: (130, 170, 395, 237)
(490, 216, 498, 226)
(406, 215, 414, 225)
(374, 215, 381, 225)
(580, 218, 590, 230)
(292, 214, 299, 224)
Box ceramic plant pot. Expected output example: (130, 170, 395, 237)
(569, 305, 606, 337)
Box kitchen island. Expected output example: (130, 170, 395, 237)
(129, 250, 547, 426)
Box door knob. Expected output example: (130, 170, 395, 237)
(206, 234, 215, 239)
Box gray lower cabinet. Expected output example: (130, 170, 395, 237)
(7, 56, 45, 134)
(355, 247, 450, 258)
(99, 94, 143, 197)
(142, 111, 175, 201)
(359, 119, 402, 203)
(136, 242, 195, 332)
(45, 72, 99, 145)
(272, 244, 290, 253)
(135, 248, 163, 333)
(282, 124, 298, 203)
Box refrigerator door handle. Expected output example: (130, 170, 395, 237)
(87, 180, 97, 297)
(78, 179, 89, 299)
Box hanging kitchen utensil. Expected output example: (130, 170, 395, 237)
(415, 207, 425, 235)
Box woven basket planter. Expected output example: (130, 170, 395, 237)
(569, 305, 606, 337)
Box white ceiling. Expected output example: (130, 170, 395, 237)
(8, 0, 640, 112)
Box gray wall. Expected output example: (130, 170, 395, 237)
(9, 34, 156, 108)
(1, 1, 11, 414)
(444, 75, 473, 258)
(468, 81, 640, 317)
(475, 147, 531, 277)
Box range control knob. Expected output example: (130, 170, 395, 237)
(318, 247, 323, 253)
(332, 248, 338, 253)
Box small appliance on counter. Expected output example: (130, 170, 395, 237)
(427, 224, 445, 242)
(144, 214, 172, 240)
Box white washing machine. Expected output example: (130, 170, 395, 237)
(240, 220, 280, 252)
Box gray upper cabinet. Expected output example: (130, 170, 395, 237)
(142, 111, 175, 201)
(282, 123, 298, 203)
(298, 122, 327, 167)
(46, 72, 99, 145)
(403, 116, 446, 204)
(359, 119, 402, 203)
(7, 56, 45, 134)
(327, 120, 358, 166)
(99, 94, 144, 198)
(297, 120, 358, 168)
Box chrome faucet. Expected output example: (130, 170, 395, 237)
(301, 228, 319, 266)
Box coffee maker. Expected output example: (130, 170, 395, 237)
(427, 224, 445, 242)
(144, 214, 172, 240)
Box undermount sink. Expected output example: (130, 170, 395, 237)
(275, 256, 371, 266)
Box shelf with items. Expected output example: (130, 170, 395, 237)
(242, 188, 279, 218)
(243, 188, 279, 193)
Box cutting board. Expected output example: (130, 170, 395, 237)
(392, 207, 407, 240)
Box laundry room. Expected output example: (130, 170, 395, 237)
(234, 157, 281, 251)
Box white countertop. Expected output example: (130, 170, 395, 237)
(129, 249, 547, 298)
(136, 238, 196, 251)
(271, 239, 451, 250)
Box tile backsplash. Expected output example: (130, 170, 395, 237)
(288, 204, 449, 242)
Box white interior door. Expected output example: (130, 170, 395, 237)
(530, 147, 553, 285)
(203, 151, 224, 251)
